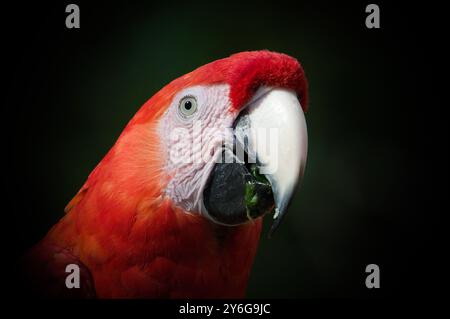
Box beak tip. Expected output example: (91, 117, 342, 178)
(268, 207, 286, 238)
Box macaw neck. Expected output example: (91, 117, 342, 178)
(45, 180, 263, 297)
(42, 122, 263, 297)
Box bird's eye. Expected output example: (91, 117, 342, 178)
(178, 96, 198, 118)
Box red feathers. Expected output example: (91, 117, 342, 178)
(131, 50, 308, 125)
(217, 51, 308, 112)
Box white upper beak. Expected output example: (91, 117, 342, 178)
(235, 87, 308, 234)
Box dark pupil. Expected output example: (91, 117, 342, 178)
(184, 101, 192, 110)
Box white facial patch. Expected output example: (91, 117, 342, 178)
(158, 84, 235, 213)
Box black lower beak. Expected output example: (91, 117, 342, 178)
(203, 153, 275, 226)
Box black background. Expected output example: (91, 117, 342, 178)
(3, 0, 447, 300)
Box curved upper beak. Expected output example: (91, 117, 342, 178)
(234, 87, 308, 236)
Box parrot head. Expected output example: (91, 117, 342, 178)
(78, 50, 308, 237)
(37, 50, 311, 298)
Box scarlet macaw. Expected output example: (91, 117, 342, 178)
(22, 50, 309, 298)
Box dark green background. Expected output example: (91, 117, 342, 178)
(5, 1, 445, 298)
